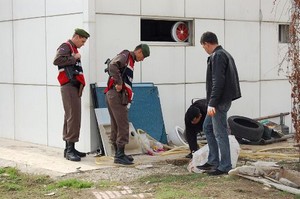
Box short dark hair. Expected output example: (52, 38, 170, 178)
(186, 106, 201, 122)
(200, 31, 218, 45)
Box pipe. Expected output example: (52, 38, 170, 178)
(253, 112, 290, 121)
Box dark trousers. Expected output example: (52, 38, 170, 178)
(185, 129, 200, 152)
(61, 83, 81, 142)
(105, 89, 129, 148)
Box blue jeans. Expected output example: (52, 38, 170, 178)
(203, 102, 232, 172)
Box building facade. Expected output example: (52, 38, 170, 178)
(0, 0, 292, 151)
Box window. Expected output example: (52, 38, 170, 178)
(279, 24, 289, 43)
(141, 19, 193, 44)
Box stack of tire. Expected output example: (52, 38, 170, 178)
(228, 115, 264, 144)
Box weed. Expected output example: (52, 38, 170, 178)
(96, 180, 120, 189)
(0, 167, 93, 199)
(52, 178, 93, 189)
(155, 184, 200, 199)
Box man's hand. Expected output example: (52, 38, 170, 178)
(115, 84, 122, 92)
(72, 53, 81, 60)
(78, 84, 84, 97)
(207, 106, 216, 116)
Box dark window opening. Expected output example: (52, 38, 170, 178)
(279, 24, 289, 43)
(141, 19, 191, 43)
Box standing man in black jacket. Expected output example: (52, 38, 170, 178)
(184, 98, 207, 158)
(197, 31, 241, 175)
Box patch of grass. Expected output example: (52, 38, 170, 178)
(96, 180, 120, 189)
(0, 167, 93, 199)
(155, 184, 201, 199)
(0, 167, 55, 198)
(49, 178, 93, 189)
(138, 173, 209, 199)
(0, 167, 6, 174)
(4, 167, 20, 180)
(1, 183, 22, 191)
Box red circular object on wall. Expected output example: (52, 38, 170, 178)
(171, 22, 189, 42)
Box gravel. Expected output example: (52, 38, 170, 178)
(60, 158, 190, 183)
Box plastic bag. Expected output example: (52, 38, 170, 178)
(187, 135, 240, 173)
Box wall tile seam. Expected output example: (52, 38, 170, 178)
(154, 82, 205, 86)
(0, 20, 14, 23)
(259, 79, 289, 82)
(0, 82, 16, 85)
(5, 83, 50, 86)
(224, 19, 263, 23)
(96, 12, 194, 20)
(260, 20, 290, 23)
(131, 79, 288, 86)
(4, 12, 84, 21)
(93, 13, 287, 23)
(95, 14, 290, 24)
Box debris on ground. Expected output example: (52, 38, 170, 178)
(229, 161, 300, 195)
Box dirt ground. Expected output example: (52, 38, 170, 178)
(59, 158, 299, 199)
(57, 138, 299, 199)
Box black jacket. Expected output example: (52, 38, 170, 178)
(184, 99, 207, 152)
(185, 99, 207, 133)
(206, 46, 241, 107)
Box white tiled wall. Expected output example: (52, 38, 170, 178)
(228, 82, 260, 118)
(141, 0, 184, 17)
(260, 80, 292, 128)
(185, 0, 224, 19)
(14, 85, 47, 144)
(261, 22, 288, 80)
(225, 0, 260, 21)
(185, 83, 206, 109)
(0, 84, 14, 139)
(157, 84, 185, 134)
(13, 18, 47, 85)
(47, 86, 64, 148)
(80, 87, 93, 152)
(13, 0, 45, 19)
(261, 0, 291, 22)
(0, 0, 12, 21)
(46, 14, 84, 85)
(95, 14, 141, 83)
(142, 46, 185, 84)
(186, 19, 225, 83)
(46, 0, 83, 16)
(96, 0, 140, 15)
(0, 21, 13, 83)
(225, 21, 260, 81)
(260, 80, 291, 116)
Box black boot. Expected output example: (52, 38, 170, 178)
(113, 144, 133, 162)
(73, 143, 86, 157)
(114, 146, 133, 165)
(64, 141, 86, 158)
(66, 142, 81, 161)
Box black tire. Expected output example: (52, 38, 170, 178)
(228, 115, 264, 142)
